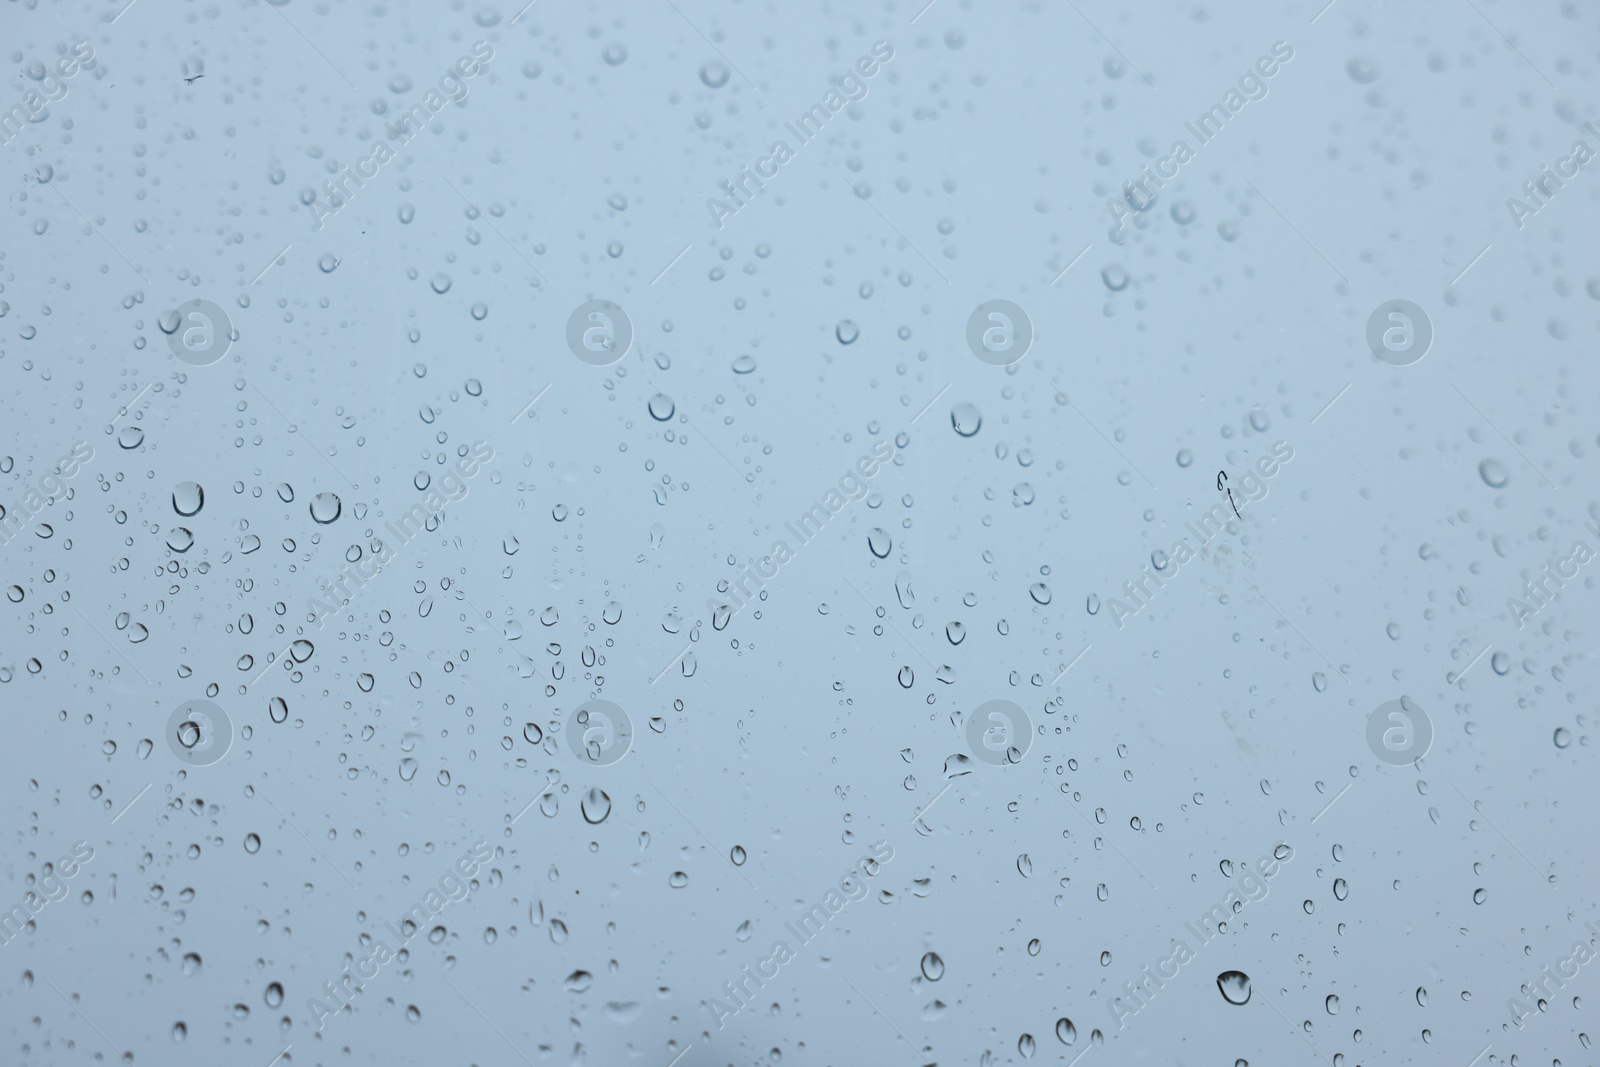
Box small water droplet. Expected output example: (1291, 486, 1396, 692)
(699, 61, 730, 88)
(1478, 458, 1509, 489)
(1216, 971, 1252, 1005)
(172, 482, 204, 516)
(580, 788, 612, 824)
(950, 402, 982, 437)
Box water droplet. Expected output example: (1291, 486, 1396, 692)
(699, 61, 730, 88)
(1216, 971, 1252, 1005)
(172, 482, 204, 516)
(1347, 57, 1380, 83)
(950, 402, 982, 437)
(310, 492, 342, 524)
(1478, 458, 1509, 489)
(581, 788, 612, 824)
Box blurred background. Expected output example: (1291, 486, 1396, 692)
(1, 0, 1597, 1064)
